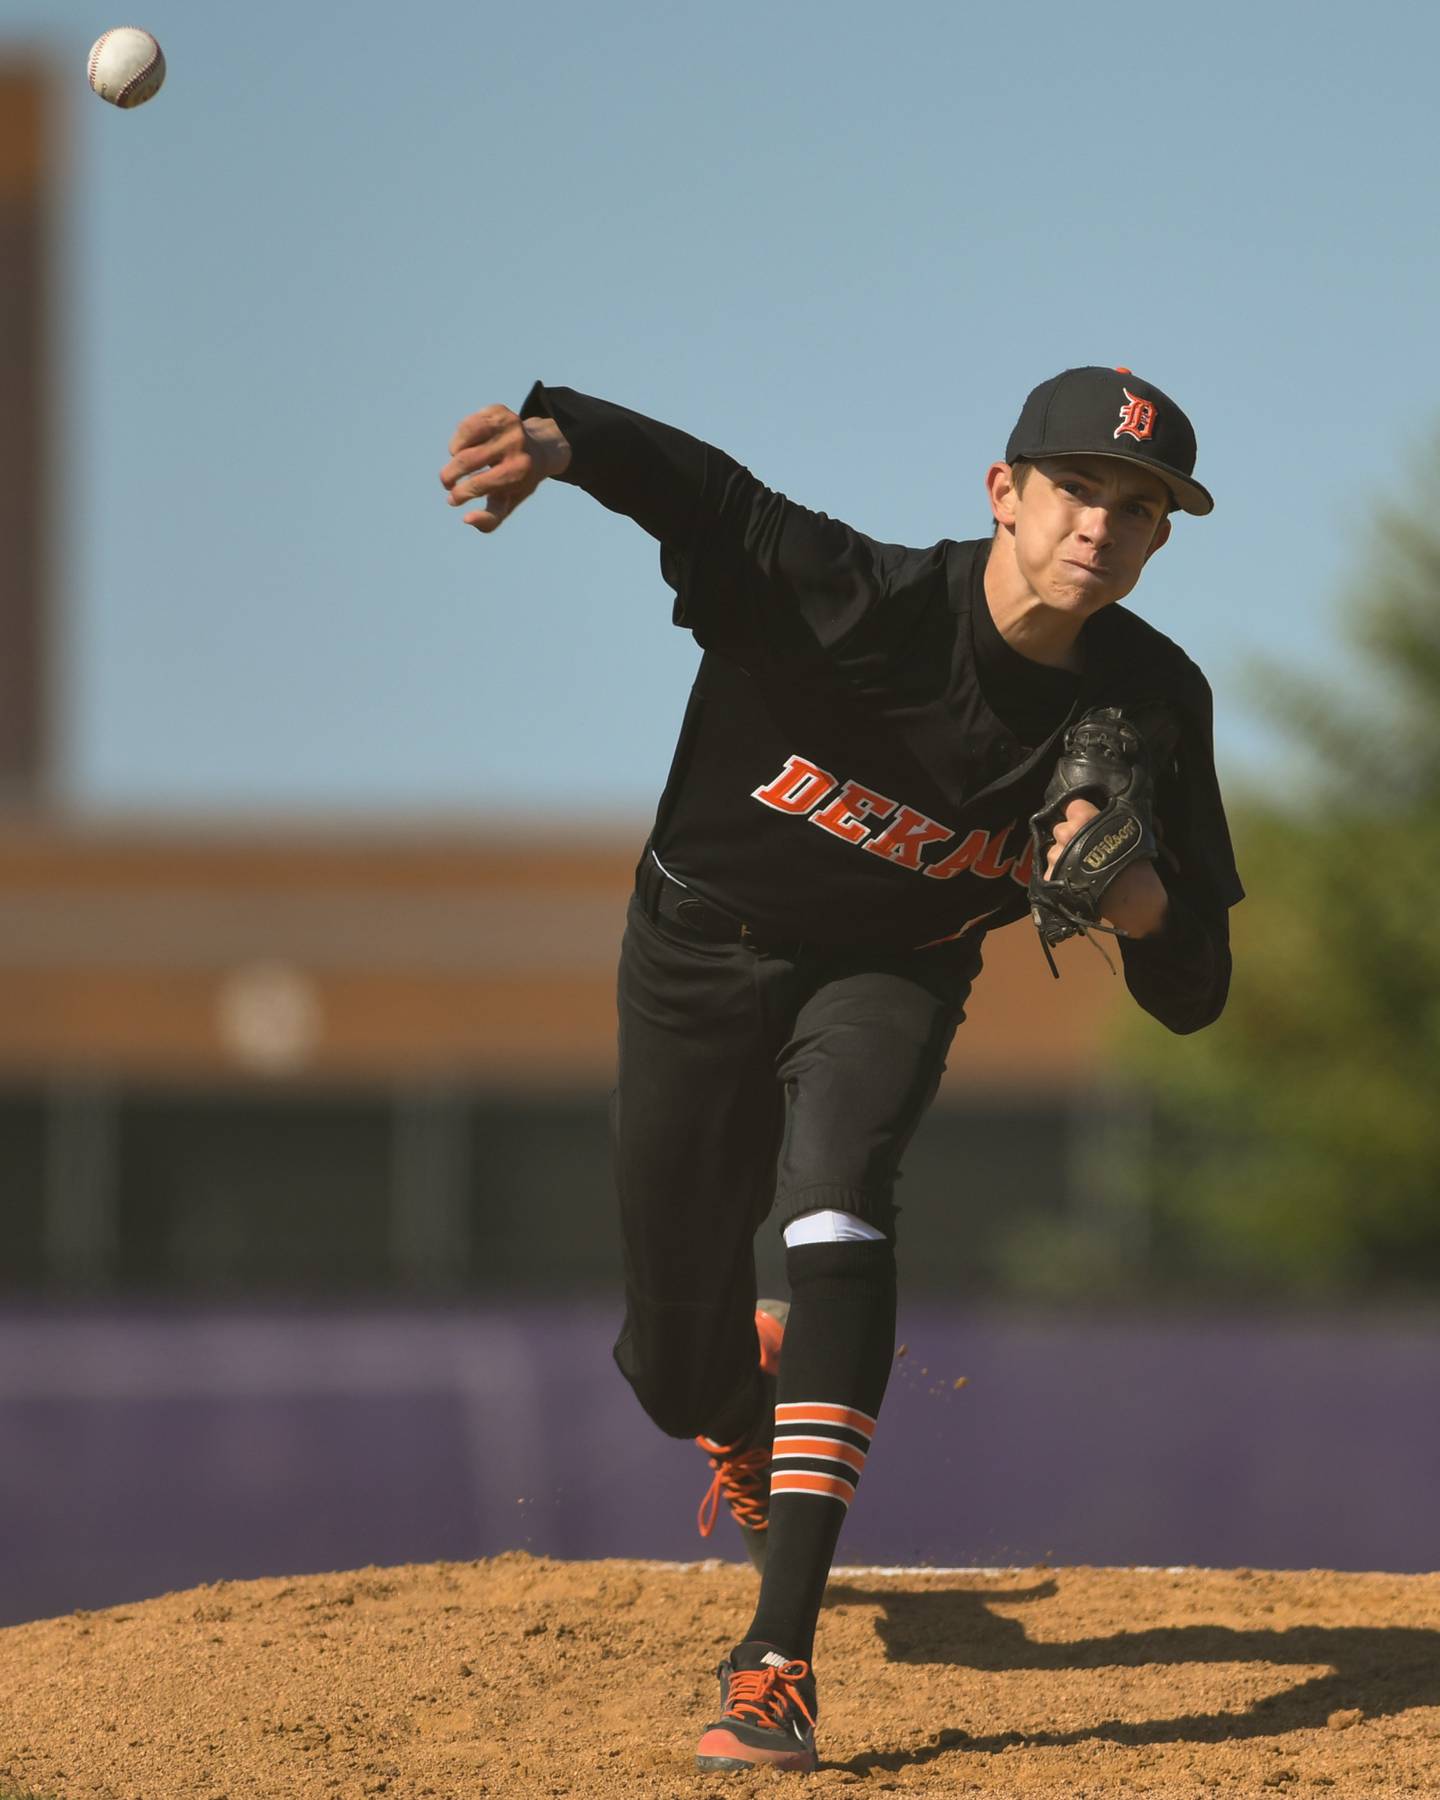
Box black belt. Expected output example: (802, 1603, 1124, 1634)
(637, 852, 803, 958)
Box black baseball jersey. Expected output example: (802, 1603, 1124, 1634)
(522, 383, 1244, 1034)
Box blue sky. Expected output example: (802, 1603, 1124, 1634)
(11, 0, 1440, 820)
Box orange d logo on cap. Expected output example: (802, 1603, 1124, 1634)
(1114, 388, 1157, 443)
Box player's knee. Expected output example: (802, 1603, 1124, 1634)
(618, 1366, 719, 1439)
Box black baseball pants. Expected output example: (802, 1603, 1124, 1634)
(610, 861, 979, 1440)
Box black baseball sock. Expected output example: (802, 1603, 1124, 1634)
(741, 1236, 896, 1662)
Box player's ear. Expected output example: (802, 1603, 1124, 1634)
(986, 461, 1020, 530)
(1144, 514, 1173, 562)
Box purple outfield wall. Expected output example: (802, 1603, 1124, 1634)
(1, 1302, 1437, 1628)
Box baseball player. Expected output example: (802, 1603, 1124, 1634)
(439, 366, 1242, 1773)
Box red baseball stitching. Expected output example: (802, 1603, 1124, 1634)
(86, 30, 114, 90)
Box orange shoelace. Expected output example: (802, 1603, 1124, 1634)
(696, 1441, 771, 1537)
(720, 1661, 816, 1730)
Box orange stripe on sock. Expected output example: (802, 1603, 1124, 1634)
(772, 1436, 867, 1473)
(774, 1402, 876, 1435)
(771, 1470, 855, 1504)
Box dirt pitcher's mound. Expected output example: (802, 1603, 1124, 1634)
(3, 1556, 1439, 1799)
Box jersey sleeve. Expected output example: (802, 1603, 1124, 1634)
(1116, 666, 1244, 1034)
(521, 382, 915, 659)
(1117, 882, 1233, 1034)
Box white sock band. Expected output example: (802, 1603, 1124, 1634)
(782, 1208, 886, 1248)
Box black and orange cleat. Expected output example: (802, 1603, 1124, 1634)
(695, 1300, 787, 1573)
(695, 1641, 819, 1773)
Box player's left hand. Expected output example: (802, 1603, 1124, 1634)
(1045, 798, 1169, 937)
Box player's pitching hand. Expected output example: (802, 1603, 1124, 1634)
(1046, 798, 1170, 938)
(440, 406, 572, 533)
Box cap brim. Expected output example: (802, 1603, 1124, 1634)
(1017, 446, 1213, 517)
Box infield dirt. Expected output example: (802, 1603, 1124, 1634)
(2, 1555, 1438, 1798)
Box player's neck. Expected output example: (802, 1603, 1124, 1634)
(982, 545, 1086, 672)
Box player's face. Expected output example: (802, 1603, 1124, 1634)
(999, 455, 1172, 616)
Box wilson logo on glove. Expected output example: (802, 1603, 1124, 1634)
(1082, 818, 1141, 872)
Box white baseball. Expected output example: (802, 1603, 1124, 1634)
(87, 27, 166, 109)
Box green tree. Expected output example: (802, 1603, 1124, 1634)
(1125, 451, 1440, 1294)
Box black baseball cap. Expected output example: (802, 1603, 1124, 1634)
(1005, 366, 1213, 516)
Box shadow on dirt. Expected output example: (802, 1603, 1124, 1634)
(823, 1577, 1440, 1777)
